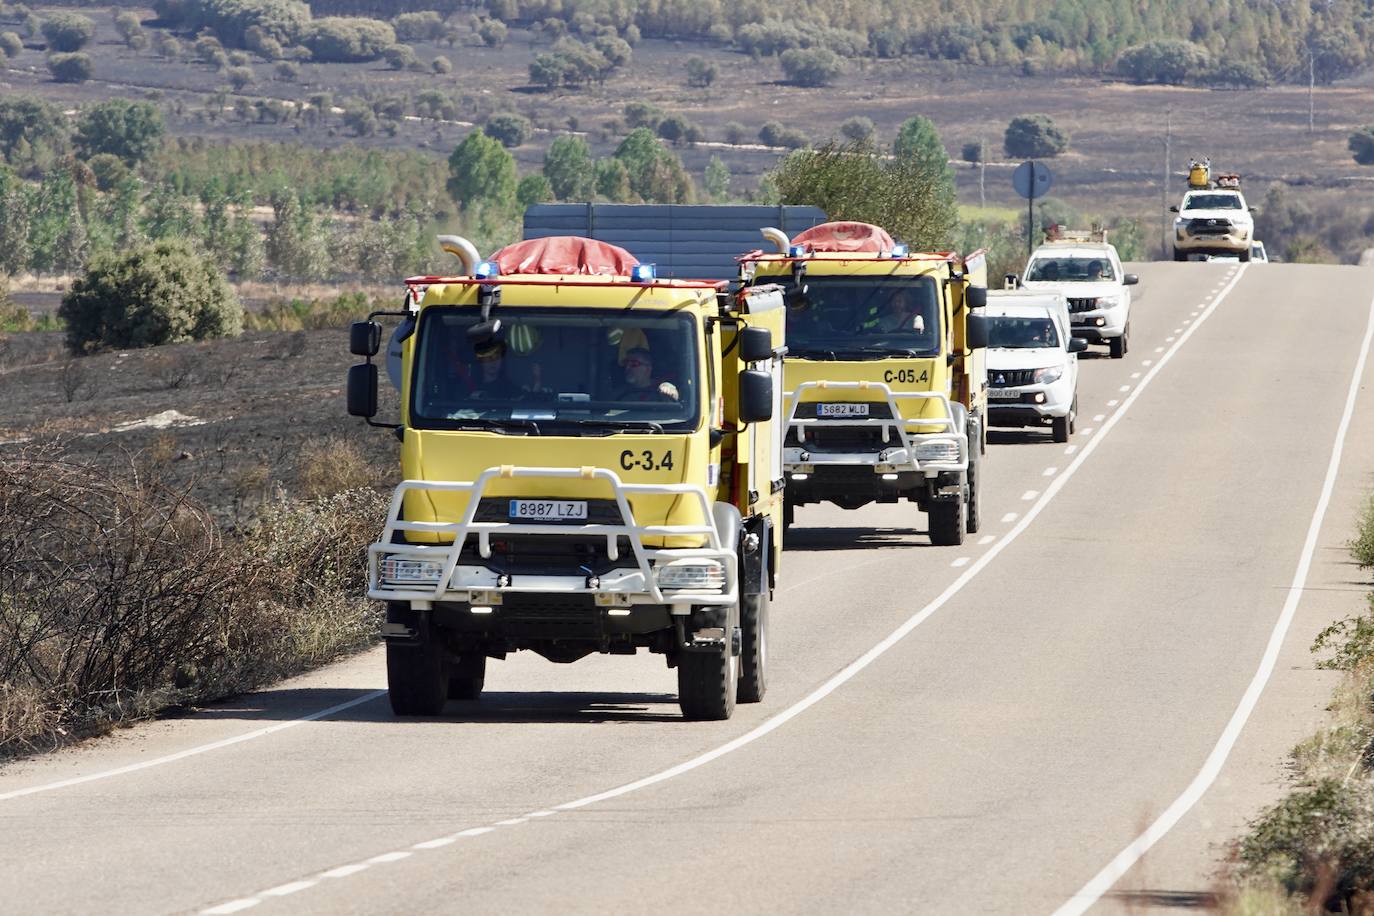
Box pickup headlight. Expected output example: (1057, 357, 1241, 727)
(380, 555, 444, 584)
(1032, 366, 1064, 385)
(1096, 294, 1119, 308)
(656, 560, 726, 591)
(914, 440, 960, 463)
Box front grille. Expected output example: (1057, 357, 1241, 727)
(1187, 217, 1232, 235)
(989, 368, 1036, 387)
(789, 426, 892, 452)
(792, 401, 895, 420)
(1067, 297, 1097, 313)
(500, 593, 601, 640)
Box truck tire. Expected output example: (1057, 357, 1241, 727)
(678, 604, 739, 720)
(1173, 247, 1186, 262)
(1052, 414, 1070, 443)
(965, 452, 981, 534)
(447, 654, 486, 701)
(387, 628, 447, 716)
(783, 495, 795, 532)
(1109, 333, 1126, 359)
(1240, 247, 1251, 263)
(928, 490, 966, 546)
(738, 590, 769, 703)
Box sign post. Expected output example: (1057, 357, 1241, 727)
(1011, 160, 1053, 256)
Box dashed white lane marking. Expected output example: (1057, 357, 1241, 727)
(978, 535, 996, 545)
(1059, 275, 1374, 914)
(1166, 336, 1176, 343)
(1097, 410, 1110, 418)
(262, 881, 315, 897)
(1064, 445, 1079, 456)
(1130, 372, 1141, 379)
(202, 271, 1258, 916)
(951, 557, 970, 568)
(320, 864, 368, 879)
(1172, 328, 1182, 334)
(413, 837, 455, 850)
(0, 690, 388, 804)
(1043, 467, 1057, 477)
(1154, 346, 1165, 353)
(1182, 318, 1192, 325)
(1000, 512, 1019, 523)
(1119, 385, 1131, 392)
(1080, 427, 1095, 436)
(1142, 360, 1153, 367)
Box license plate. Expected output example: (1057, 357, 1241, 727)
(989, 389, 1022, 399)
(818, 402, 869, 418)
(509, 500, 588, 521)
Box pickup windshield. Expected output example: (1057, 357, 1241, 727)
(782, 275, 940, 359)
(1183, 193, 1244, 210)
(988, 316, 1059, 349)
(411, 306, 699, 433)
(1025, 257, 1115, 282)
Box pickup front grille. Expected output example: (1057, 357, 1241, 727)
(989, 368, 1036, 387)
(1067, 297, 1097, 313)
(1187, 217, 1232, 235)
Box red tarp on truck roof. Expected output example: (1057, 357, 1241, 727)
(490, 236, 639, 276)
(791, 221, 896, 253)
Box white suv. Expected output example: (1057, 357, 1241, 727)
(985, 291, 1084, 443)
(1020, 240, 1137, 359)
(1171, 188, 1255, 261)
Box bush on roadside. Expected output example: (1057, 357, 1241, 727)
(59, 239, 243, 353)
(47, 51, 92, 82)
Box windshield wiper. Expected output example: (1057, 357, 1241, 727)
(790, 347, 838, 360)
(463, 417, 541, 435)
(577, 419, 666, 434)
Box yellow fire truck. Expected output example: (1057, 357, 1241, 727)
(740, 222, 989, 545)
(347, 235, 786, 720)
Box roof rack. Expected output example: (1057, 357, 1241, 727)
(1042, 224, 1108, 245)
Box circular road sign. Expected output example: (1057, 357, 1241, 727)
(1012, 160, 1053, 200)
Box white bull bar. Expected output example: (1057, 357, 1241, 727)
(367, 466, 736, 607)
(784, 381, 967, 474)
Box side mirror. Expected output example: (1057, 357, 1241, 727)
(350, 320, 381, 357)
(1123, 274, 1139, 286)
(1248, 207, 1259, 215)
(739, 369, 773, 422)
(1168, 206, 1179, 213)
(740, 326, 774, 362)
(965, 313, 989, 350)
(965, 286, 987, 309)
(347, 363, 378, 418)
(1068, 337, 1088, 354)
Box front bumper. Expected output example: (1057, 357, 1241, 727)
(367, 467, 736, 610)
(1070, 308, 1126, 341)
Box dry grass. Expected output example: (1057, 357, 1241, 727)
(297, 435, 381, 499)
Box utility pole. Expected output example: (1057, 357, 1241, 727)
(1308, 47, 1315, 135)
(1161, 108, 1172, 260)
(978, 137, 986, 209)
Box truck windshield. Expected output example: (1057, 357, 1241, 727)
(988, 316, 1059, 349)
(1183, 193, 1243, 210)
(783, 275, 939, 359)
(410, 306, 699, 434)
(1025, 257, 1115, 282)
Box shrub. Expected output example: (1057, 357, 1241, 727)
(759, 120, 786, 146)
(780, 46, 843, 86)
(59, 239, 243, 352)
(226, 65, 255, 91)
(382, 43, 420, 70)
(274, 59, 298, 80)
(1116, 39, 1209, 85)
(961, 140, 987, 164)
(391, 11, 444, 43)
(165, 0, 309, 48)
(1350, 127, 1374, 167)
(430, 54, 451, 74)
(0, 31, 23, 57)
(723, 121, 747, 145)
(1004, 113, 1069, 159)
(484, 112, 531, 148)
(839, 116, 875, 142)
(40, 12, 94, 52)
(300, 17, 394, 63)
(685, 55, 716, 88)
(75, 99, 165, 165)
(47, 52, 92, 82)
(476, 18, 506, 48)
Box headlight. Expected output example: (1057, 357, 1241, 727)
(380, 555, 444, 584)
(1032, 366, 1063, 385)
(656, 560, 726, 591)
(914, 440, 960, 463)
(1096, 295, 1119, 308)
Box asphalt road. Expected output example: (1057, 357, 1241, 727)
(4, 261, 1374, 915)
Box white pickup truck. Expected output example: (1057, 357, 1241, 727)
(1019, 238, 1138, 359)
(984, 290, 1085, 443)
(1171, 188, 1256, 261)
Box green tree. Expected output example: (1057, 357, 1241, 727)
(300, 17, 395, 63)
(75, 100, 165, 166)
(113, 11, 143, 44)
(60, 239, 242, 352)
(0, 166, 31, 275)
(516, 174, 552, 209)
(0, 96, 70, 175)
(892, 116, 949, 174)
(1004, 114, 1069, 159)
(484, 112, 531, 148)
(1350, 127, 1374, 166)
(593, 157, 632, 201)
(839, 116, 875, 142)
(1115, 39, 1208, 85)
(779, 47, 843, 87)
(28, 169, 88, 274)
(770, 136, 957, 250)
(543, 135, 594, 200)
(265, 189, 328, 281)
(47, 52, 93, 83)
(446, 130, 517, 212)
(704, 155, 731, 201)
(0, 33, 22, 58)
(477, 19, 507, 48)
(142, 182, 200, 241)
(685, 56, 717, 87)
(41, 12, 94, 52)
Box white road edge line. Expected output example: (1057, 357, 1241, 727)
(0, 690, 388, 803)
(200, 275, 1250, 915)
(1054, 276, 1374, 915)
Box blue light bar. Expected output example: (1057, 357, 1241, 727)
(630, 263, 656, 283)
(473, 260, 500, 279)
(891, 244, 909, 258)
(787, 245, 807, 258)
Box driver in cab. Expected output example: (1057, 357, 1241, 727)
(616, 347, 679, 402)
